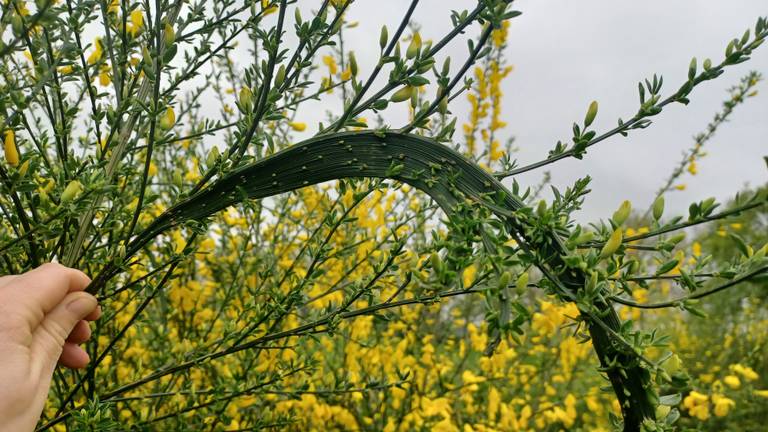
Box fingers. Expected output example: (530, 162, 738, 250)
(66, 320, 91, 344)
(32, 291, 98, 376)
(58, 343, 90, 369)
(85, 304, 102, 322)
(14, 263, 91, 325)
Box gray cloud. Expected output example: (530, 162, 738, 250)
(236, 1, 768, 222)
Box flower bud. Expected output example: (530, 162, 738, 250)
(206, 145, 220, 167)
(668, 232, 686, 245)
(584, 100, 598, 127)
(663, 354, 683, 376)
(498, 271, 511, 290)
(142, 46, 152, 66)
(18, 160, 29, 177)
(239, 86, 253, 109)
(3, 129, 19, 167)
(430, 252, 443, 273)
(390, 85, 413, 103)
(655, 405, 671, 420)
(515, 272, 529, 295)
(349, 52, 358, 76)
(11, 15, 24, 38)
(274, 64, 286, 88)
(159, 106, 176, 130)
(588, 270, 598, 291)
(379, 25, 388, 50)
(438, 95, 449, 115)
(289, 122, 306, 132)
(406, 32, 421, 59)
(688, 57, 697, 81)
(652, 196, 665, 220)
(574, 231, 594, 245)
(117, 243, 126, 259)
(163, 22, 176, 47)
(42, 178, 55, 193)
(294, 8, 302, 24)
(441, 57, 451, 76)
(61, 180, 83, 204)
(612, 200, 631, 226)
(599, 228, 623, 259)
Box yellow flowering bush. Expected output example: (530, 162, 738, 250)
(0, 1, 766, 431)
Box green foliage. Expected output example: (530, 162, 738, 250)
(0, 1, 766, 431)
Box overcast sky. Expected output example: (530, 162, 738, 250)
(291, 0, 767, 222)
(213, 1, 768, 223)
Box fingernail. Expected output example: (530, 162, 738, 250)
(67, 296, 96, 315)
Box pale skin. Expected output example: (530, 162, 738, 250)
(0, 263, 101, 432)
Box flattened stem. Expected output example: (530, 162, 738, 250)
(93, 130, 654, 429)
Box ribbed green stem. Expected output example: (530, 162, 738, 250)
(89, 130, 654, 430)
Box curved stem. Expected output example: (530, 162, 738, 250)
(611, 265, 768, 309)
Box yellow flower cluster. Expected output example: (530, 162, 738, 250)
(463, 21, 512, 163)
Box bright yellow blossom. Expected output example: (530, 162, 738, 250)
(724, 374, 741, 389)
(289, 122, 307, 132)
(322, 55, 338, 75)
(87, 38, 104, 65)
(3, 129, 19, 167)
(129, 10, 144, 35)
(712, 394, 735, 417)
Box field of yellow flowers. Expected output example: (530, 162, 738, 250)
(0, 1, 766, 431)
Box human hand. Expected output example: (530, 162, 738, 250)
(0, 263, 101, 432)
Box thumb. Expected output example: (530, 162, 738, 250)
(33, 291, 98, 373)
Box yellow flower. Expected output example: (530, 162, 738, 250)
(129, 9, 144, 36)
(492, 21, 510, 47)
(723, 375, 740, 389)
(687, 161, 698, 175)
(462, 264, 477, 287)
(261, 0, 278, 15)
(754, 390, 768, 398)
(61, 180, 84, 204)
(712, 395, 735, 417)
(87, 38, 103, 65)
(683, 390, 708, 410)
(489, 140, 504, 162)
(599, 228, 623, 259)
(3, 129, 19, 167)
(461, 370, 485, 385)
(322, 55, 338, 75)
(99, 66, 111, 86)
(731, 363, 759, 381)
(289, 122, 306, 132)
(674, 184, 686, 191)
(341, 67, 352, 81)
(108, 0, 119, 14)
(692, 241, 701, 257)
(690, 404, 710, 421)
(159, 106, 176, 130)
